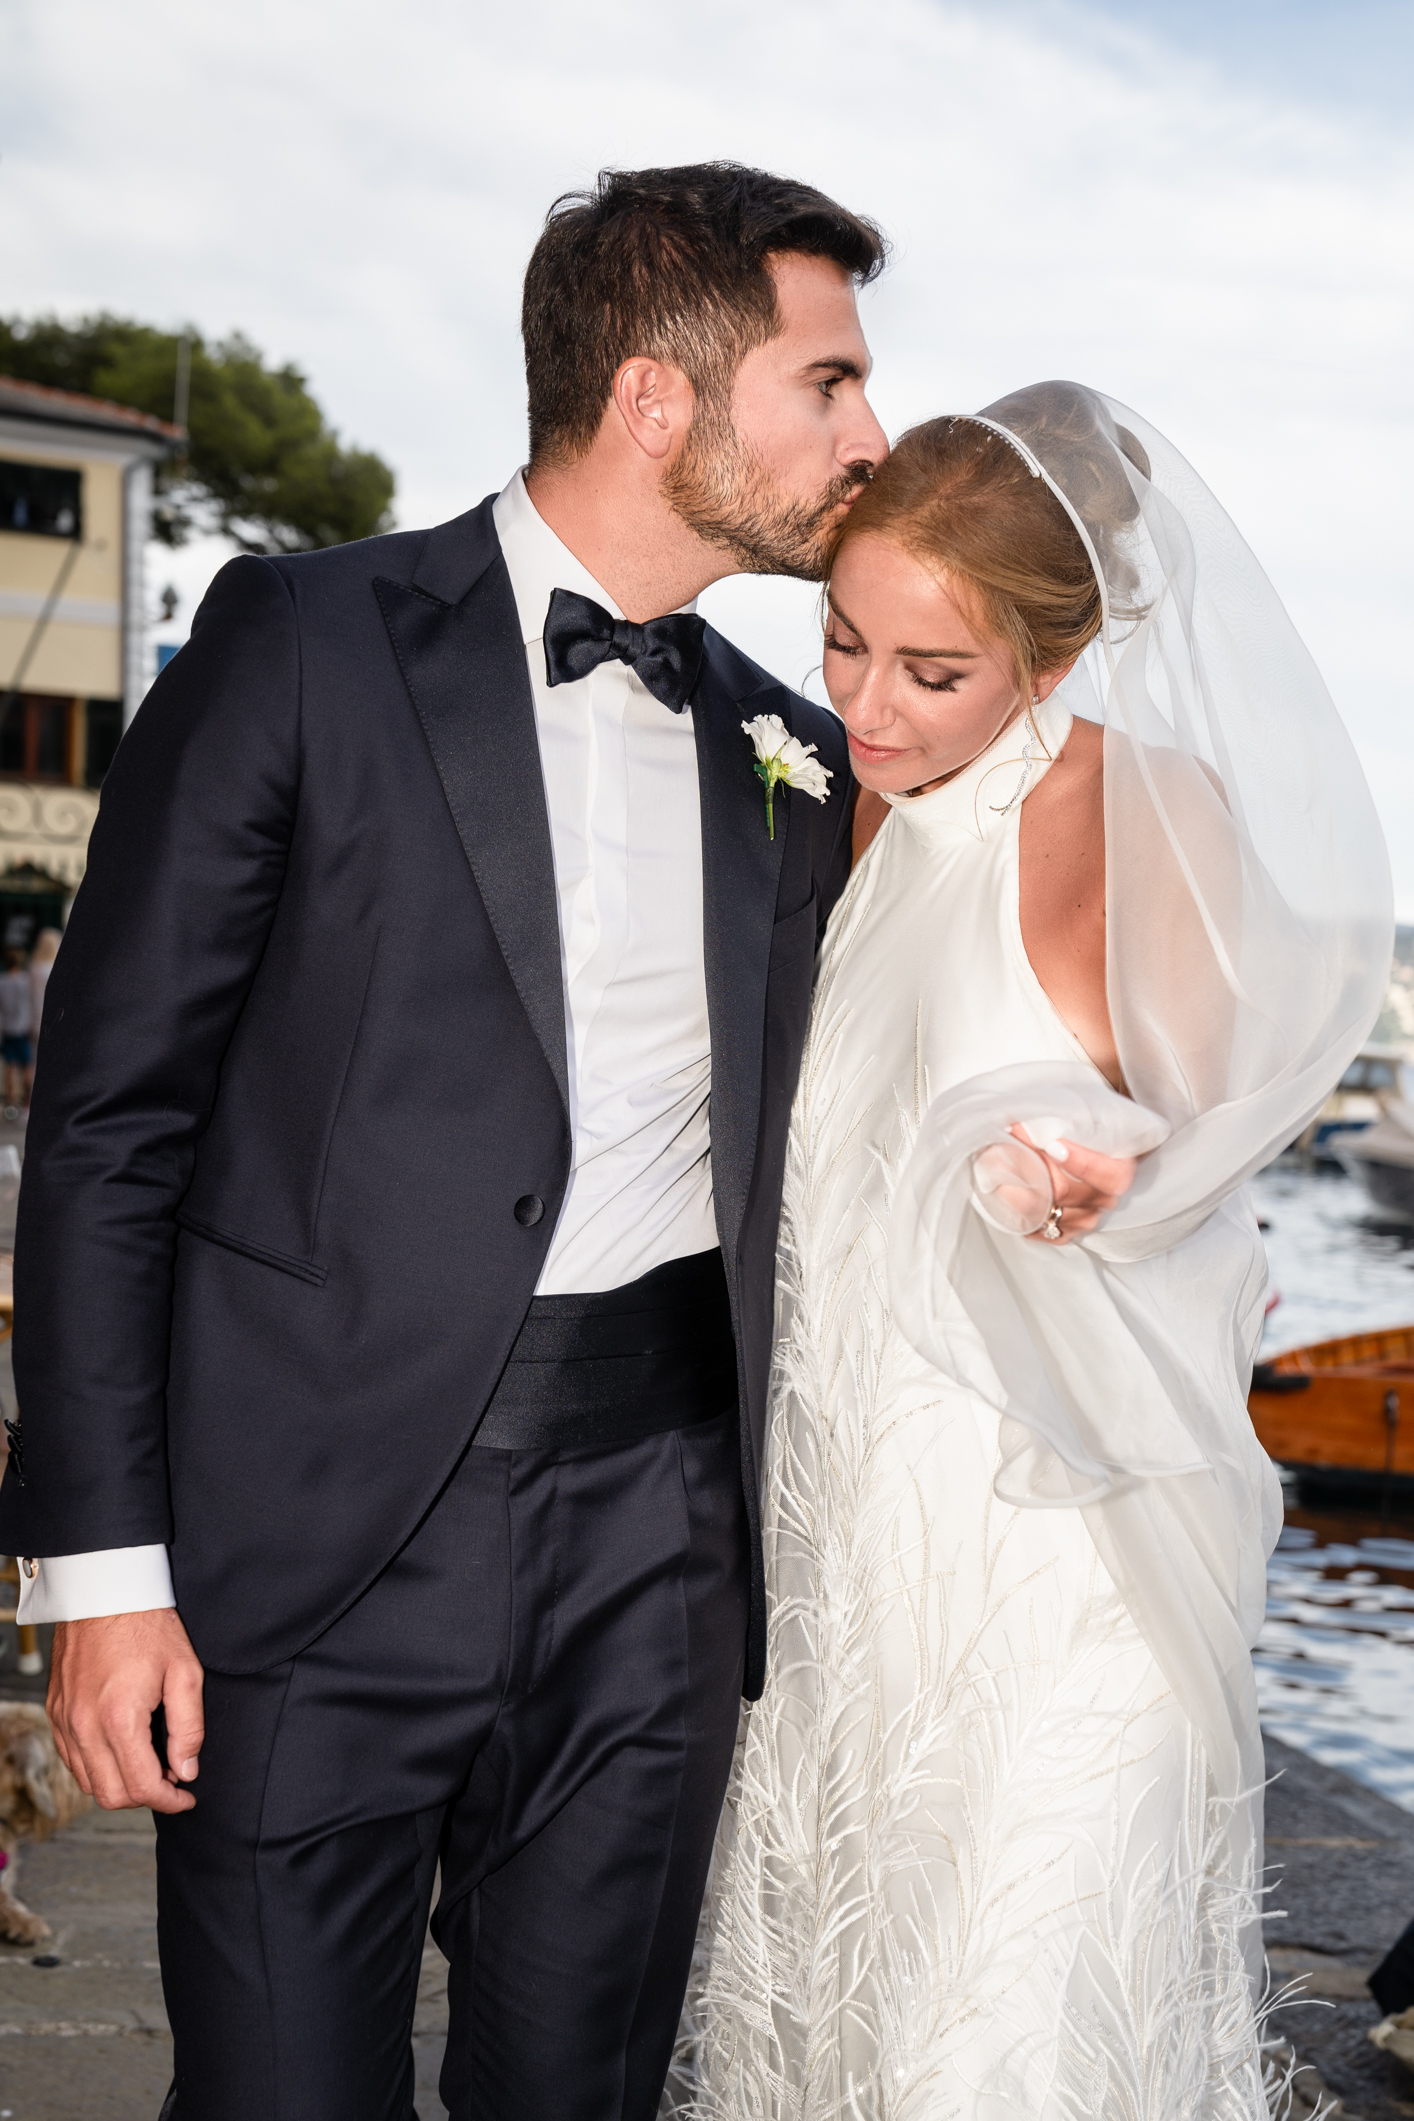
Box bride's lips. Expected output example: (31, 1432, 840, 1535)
(847, 731, 914, 765)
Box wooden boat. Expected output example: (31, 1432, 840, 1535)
(1250, 1324, 1414, 1505)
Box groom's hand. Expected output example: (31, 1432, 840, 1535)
(48, 1609, 205, 1814)
(1010, 1125, 1138, 1243)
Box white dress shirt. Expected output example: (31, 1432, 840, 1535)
(17, 469, 717, 1623)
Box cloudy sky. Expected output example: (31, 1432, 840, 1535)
(4, 0, 1412, 898)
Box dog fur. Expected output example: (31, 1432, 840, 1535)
(0, 1699, 89, 1945)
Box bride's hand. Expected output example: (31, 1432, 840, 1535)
(1009, 1124, 1138, 1243)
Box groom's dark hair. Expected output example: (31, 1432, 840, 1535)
(522, 162, 887, 468)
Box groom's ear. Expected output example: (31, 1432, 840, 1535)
(610, 356, 695, 464)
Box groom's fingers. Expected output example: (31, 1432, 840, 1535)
(161, 1653, 206, 1788)
(47, 1611, 203, 1813)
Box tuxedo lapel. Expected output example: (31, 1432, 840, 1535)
(375, 530, 569, 1118)
(693, 649, 790, 1268)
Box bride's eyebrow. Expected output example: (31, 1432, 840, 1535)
(826, 597, 981, 661)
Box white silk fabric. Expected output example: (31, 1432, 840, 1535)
(889, 383, 1393, 1944)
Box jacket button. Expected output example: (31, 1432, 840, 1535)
(514, 1194, 545, 1227)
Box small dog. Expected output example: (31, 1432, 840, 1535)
(0, 1700, 89, 1946)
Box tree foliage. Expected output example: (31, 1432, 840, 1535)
(0, 314, 396, 553)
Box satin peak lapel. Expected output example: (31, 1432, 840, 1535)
(374, 560, 569, 1118)
(694, 658, 790, 1265)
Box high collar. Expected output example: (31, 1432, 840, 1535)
(491, 469, 697, 651)
(883, 695, 1073, 848)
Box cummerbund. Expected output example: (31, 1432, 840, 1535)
(472, 1247, 738, 1453)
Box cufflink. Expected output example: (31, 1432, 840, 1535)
(21, 1557, 36, 1579)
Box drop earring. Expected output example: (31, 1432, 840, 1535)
(989, 697, 1052, 820)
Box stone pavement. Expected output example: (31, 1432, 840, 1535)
(1265, 1733, 1414, 2118)
(1, 1806, 182, 2120)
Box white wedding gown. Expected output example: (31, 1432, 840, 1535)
(670, 699, 1268, 2120)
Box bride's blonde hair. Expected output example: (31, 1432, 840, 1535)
(833, 391, 1146, 692)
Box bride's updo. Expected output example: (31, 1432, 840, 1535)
(834, 381, 1149, 692)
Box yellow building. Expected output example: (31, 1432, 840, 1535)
(0, 375, 178, 943)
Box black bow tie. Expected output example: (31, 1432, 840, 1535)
(542, 588, 706, 715)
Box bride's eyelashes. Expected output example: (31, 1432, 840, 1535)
(907, 666, 964, 695)
(823, 630, 964, 698)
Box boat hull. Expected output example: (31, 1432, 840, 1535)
(1249, 1325, 1414, 1506)
(1340, 1151, 1414, 1223)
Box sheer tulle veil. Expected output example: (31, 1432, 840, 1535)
(889, 382, 1393, 1968)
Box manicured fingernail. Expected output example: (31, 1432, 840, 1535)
(179, 1758, 198, 1780)
(1051, 1144, 1069, 1162)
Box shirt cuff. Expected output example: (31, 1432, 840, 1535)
(15, 1545, 175, 1624)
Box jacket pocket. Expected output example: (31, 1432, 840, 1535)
(175, 1212, 328, 1287)
(769, 888, 820, 958)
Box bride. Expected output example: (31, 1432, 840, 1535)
(670, 383, 1391, 2117)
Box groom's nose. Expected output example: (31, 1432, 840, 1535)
(840, 394, 889, 477)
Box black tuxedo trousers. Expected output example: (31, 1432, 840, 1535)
(156, 1412, 747, 2121)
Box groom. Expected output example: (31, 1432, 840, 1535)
(0, 164, 888, 2117)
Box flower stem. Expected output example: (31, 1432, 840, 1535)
(765, 785, 775, 840)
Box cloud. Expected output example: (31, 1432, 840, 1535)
(4, 0, 1411, 899)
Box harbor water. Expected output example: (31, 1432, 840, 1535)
(1252, 1158, 1414, 1808)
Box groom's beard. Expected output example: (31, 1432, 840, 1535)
(664, 413, 872, 582)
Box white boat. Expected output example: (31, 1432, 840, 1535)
(1335, 1096, 1414, 1222)
(1297, 1042, 1409, 1163)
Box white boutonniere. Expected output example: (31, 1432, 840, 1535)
(741, 713, 833, 841)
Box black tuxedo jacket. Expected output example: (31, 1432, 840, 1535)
(0, 499, 853, 1696)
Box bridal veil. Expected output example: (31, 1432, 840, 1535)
(890, 381, 1393, 1962)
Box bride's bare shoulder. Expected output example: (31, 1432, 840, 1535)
(1037, 711, 1102, 796)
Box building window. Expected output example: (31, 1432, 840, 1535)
(84, 698, 123, 788)
(0, 460, 83, 540)
(0, 693, 72, 781)
(0, 694, 122, 787)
